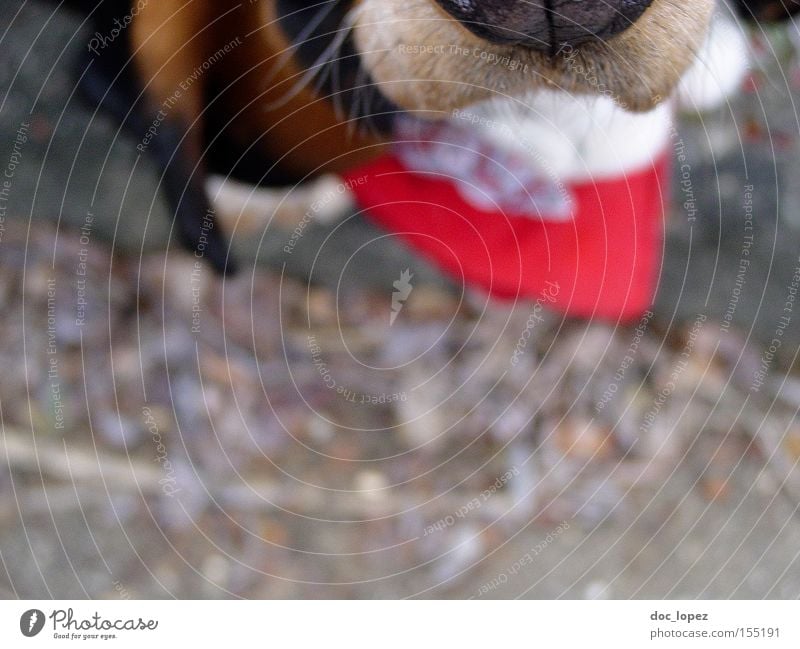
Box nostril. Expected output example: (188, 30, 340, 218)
(434, 0, 655, 51)
(546, 0, 655, 46)
(436, 1, 553, 49)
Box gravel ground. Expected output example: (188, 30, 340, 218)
(1, 1, 800, 599)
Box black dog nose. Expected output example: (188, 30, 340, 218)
(434, 0, 654, 51)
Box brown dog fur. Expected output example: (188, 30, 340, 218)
(131, 0, 384, 178)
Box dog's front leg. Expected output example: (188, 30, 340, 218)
(130, 0, 236, 273)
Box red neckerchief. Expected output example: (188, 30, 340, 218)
(343, 122, 667, 322)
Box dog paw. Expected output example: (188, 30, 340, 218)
(206, 174, 355, 236)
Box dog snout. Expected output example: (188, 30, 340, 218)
(434, 0, 655, 51)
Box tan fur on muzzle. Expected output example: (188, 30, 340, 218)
(352, 0, 715, 113)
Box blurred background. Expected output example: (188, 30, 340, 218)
(2, 0, 800, 598)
